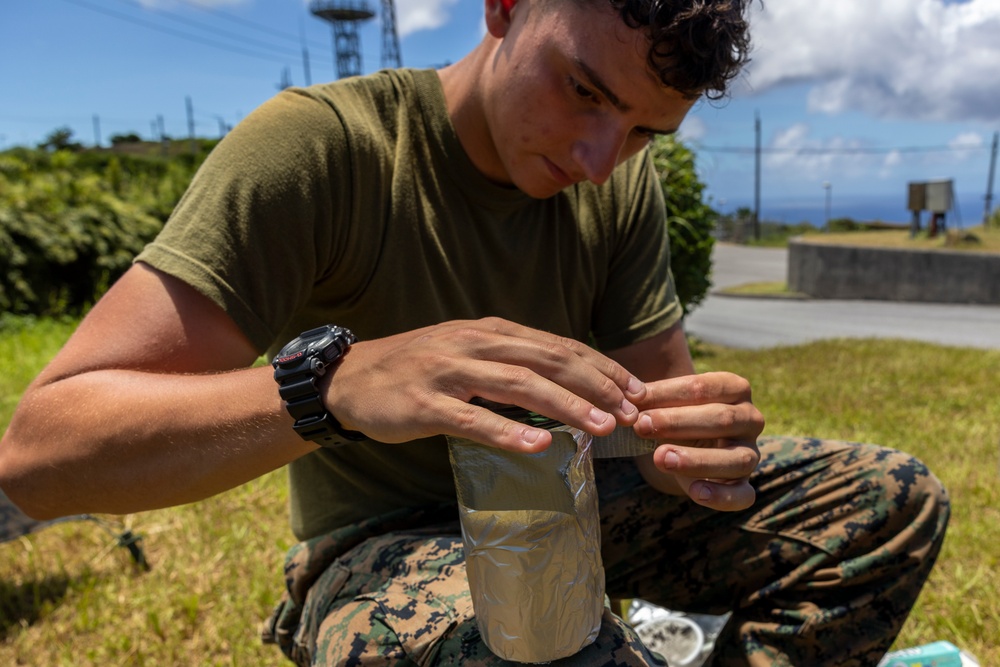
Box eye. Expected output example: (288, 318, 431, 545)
(569, 77, 597, 102)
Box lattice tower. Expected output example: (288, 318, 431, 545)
(380, 0, 402, 69)
(309, 0, 375, 79)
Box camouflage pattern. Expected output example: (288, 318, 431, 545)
(263, 436, 949, 666)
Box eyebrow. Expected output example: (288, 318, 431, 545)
(576, 58, 630, 112)
(575, 58, 677, 136)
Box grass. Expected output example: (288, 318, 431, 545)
(714, 281, 806, 298)
(799, 224, 1000, 253)
(2, 319, 998, 665)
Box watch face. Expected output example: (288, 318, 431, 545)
(274, 326, 352, 368)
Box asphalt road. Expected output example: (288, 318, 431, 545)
(683, 243, 1000, 350)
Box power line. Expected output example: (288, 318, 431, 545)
(107, 0, 306, 60)
(58, 0, 315, 67)
(174, 0, 330, 52)
(699, 144, 990, 155)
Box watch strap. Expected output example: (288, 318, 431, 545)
(273, 325, 367, 447)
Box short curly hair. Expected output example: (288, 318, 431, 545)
(607, 0, 755, 100)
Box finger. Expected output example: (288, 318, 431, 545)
(426, 319, 646, 423)
(635, 401, 765, 442)
(435, 396, 556, 454)
(636, 372, 752, 410)
(652, 440, 760, 480)
(673, 474, 756, 511)
(436, 358, 622, 437)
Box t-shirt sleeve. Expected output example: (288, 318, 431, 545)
(590, 150, 682, 352)
(135, 88, 354, 353)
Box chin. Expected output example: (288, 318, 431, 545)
(511, 167, 573, 199)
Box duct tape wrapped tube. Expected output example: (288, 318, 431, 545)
(447, 401, 605, 663)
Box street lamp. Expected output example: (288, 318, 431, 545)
(823, 181, 832, 231)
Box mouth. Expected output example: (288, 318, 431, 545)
(543, 157, 576, 188)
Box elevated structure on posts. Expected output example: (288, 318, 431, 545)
(310, 0, 402, 80)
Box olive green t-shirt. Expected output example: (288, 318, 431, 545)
(136, 68, 682, 540)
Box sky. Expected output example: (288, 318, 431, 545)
(2, 0, 999, 227)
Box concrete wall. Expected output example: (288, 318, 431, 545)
(787, 238, 1000, 304)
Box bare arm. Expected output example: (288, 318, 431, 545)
(606, 321, 764, 511)
(0, 263, 316, 519)
(0, 265, 649, 520)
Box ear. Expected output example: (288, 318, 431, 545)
(485, 0, 517, 37)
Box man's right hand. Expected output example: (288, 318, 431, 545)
(327, 317, 647, 452)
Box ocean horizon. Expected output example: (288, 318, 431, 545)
(717, 191, 994, 230)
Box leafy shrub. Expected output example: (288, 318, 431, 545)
(649, 136, 716, 314)
(2, 134, 716, 318)
(0, 147, 203, 316)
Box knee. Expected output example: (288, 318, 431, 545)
(860, 444, 950, 552)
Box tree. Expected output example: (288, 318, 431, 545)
(649, 136, 717, 315)
(38, 126, 83, 152)
(110, 132, 143, 145)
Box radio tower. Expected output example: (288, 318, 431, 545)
(380, 0, 402, 69)
(309, 0, 402, 79)
(310, 1, 375, 79)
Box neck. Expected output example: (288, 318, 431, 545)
(437, 41, 511, 186)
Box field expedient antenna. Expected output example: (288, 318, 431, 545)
(309, 0, 402, 80)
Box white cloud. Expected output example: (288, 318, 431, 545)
(743, 0, 1000, 123)
(880, 150, 902, 179)
(949, 132, 984, 149)
(679, 116, 708, 142)
(761, 123, 922, 185)
(394, 0, 460, 37)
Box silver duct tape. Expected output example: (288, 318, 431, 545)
(447, 427, 604, 663)
(593, 426, 658, 459)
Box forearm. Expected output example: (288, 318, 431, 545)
(0, 365, 314, 519)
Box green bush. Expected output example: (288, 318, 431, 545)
(1, 135, 716, 318)
(0, 147, 203, 316)
(649, 136, 716, 314)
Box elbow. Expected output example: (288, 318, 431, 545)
(0, 433, 65, 522)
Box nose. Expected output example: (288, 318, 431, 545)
(570, 124, 627, 186)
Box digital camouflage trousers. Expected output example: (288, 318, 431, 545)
(262, 436, 950, 667)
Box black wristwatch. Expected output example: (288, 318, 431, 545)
(272, 324, 367, 447)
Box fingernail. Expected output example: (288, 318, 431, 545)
(627, 377, 643, 395)
(522, 428, 541, 444)
(662, 451, 680, 469)
(697, 485, 712, 501)
(620, 399, 636, 416)
(590, 407, 610, 425)
(637, 414, 653, 434)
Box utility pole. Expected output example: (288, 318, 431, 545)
(823, 182, 832, 230)
(984, 131, 998, 227)
(300, 20, 312, 86)
(753, 111, 761, 241)
(186, 96, 196, 156)
(92, 114, 101, 148)
(158, 115, 168, 158)
(277, 67, 293, 90)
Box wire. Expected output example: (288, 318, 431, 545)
(58, 0, 309, 66)
(698, 144, 989, 155)
(107, 0, 305, 60)
(174, 0, 331, 52)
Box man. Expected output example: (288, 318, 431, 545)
(0, 0, 948, 665)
